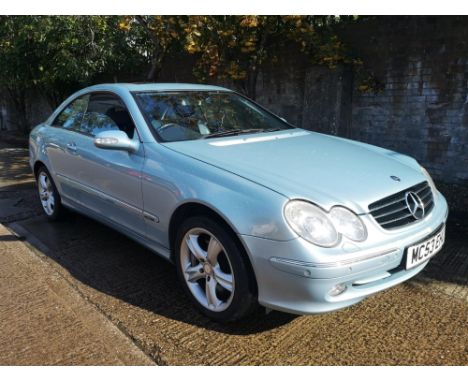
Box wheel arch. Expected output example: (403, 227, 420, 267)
(168, 201, 259, 295)
(33, 160, 47, 178)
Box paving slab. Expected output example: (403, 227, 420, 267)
(0, 224, 154, 365)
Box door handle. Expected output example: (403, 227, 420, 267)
(66, 142, 77, 153)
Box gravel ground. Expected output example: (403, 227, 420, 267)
(1, 140, 467, 365)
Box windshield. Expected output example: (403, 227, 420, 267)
(133, 91, 293, 142)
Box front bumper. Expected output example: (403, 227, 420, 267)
(240, 191, 449, 315)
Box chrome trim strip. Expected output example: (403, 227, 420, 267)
(271, 248, 399, 269)
(143, 212, 160, 223)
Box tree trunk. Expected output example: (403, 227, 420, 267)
(243, 24, 270, 100)
(246, 68, 259, 100)
(135, 16, 165, 83)
(43, 88, 63, 110)
(7, 86, 29, 133)
(146, 55, 163, 82)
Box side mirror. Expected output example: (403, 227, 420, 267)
(93, 130, 139, 153)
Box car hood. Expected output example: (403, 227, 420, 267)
(162, 129, 426, 214)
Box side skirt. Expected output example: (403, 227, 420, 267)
(61, 197, 173, 263)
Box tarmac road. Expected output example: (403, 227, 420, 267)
(0, 141, 467, 365)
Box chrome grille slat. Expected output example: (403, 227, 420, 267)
(378, 212, 414, 225)
(413, 182, 429, 193)
(369, 196, 406, 213)
(425, 200, 434, 209)
(372, 203, 409, 219)
(421, 191, 432, 203)
(382, 218, 415, 229)
(368, 181, 434, 230)
(419, 187, 431, 200)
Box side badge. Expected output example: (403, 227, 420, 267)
(390, 175, 401, 182)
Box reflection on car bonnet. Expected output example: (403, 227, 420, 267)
(208, 130, 309, 146)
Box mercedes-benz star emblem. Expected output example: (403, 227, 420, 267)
(390, 175, 401, 182)
(405, 191, 425, 220)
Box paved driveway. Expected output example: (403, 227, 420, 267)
(1, 141, 467, 365)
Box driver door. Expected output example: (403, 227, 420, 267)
(74, 92, 146, 237)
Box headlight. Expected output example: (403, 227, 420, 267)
(284, 201, 367, 247)
(329, 206, 367, 242)
(284, 201, 339, 247)
(420, 165, 437, 193)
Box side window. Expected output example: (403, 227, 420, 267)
(81, 93, 135, 138)
(52, 95, 89, 131)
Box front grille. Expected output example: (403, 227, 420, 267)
(368, 181, 434, 229)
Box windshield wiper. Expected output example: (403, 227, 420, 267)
(202, 128, 281, 139)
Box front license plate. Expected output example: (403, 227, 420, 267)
(406, 226, 445, 270)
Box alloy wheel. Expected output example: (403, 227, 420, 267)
(180, 227, 235, 312)
(38, 171, 55, 216)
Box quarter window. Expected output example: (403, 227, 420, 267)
(81, 93, 135, 138)
(52, 95, 89, 131)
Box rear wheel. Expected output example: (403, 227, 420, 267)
(175, 215, 258, 322)
(36, 166, 64, 220)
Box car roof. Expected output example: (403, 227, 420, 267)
(82, 83, 232, 93)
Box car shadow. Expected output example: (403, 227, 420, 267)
(11, 199, 468, 335)
(15, 211, 298, 335)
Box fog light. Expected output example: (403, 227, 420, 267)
(329, 283, 347, 297)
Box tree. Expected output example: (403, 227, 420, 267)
(0, 15, 365, 132)
(0, 16, 42, 132)
(35, 16, 112, 108)
(118, 16, 187, 82)
(0, 16, 147, 130)
(184, 16, 275, 99)
(183, 16, 361, 100)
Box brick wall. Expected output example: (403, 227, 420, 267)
(1, 16, 467, 185)
(343, 16, 468, 184)
(239, 16, 468, 185)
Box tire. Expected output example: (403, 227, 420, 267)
(175, 215, 258, 322)
(36, 165, 64, 221)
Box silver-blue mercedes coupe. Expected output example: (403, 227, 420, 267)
(29, 83, 448, 322)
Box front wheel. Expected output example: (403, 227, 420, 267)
(36, 166, 64, 220)
(175, 215, 258, 322)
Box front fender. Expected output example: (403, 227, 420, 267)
(141, 143, 297, 248)
(29, 124, 51, 173)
